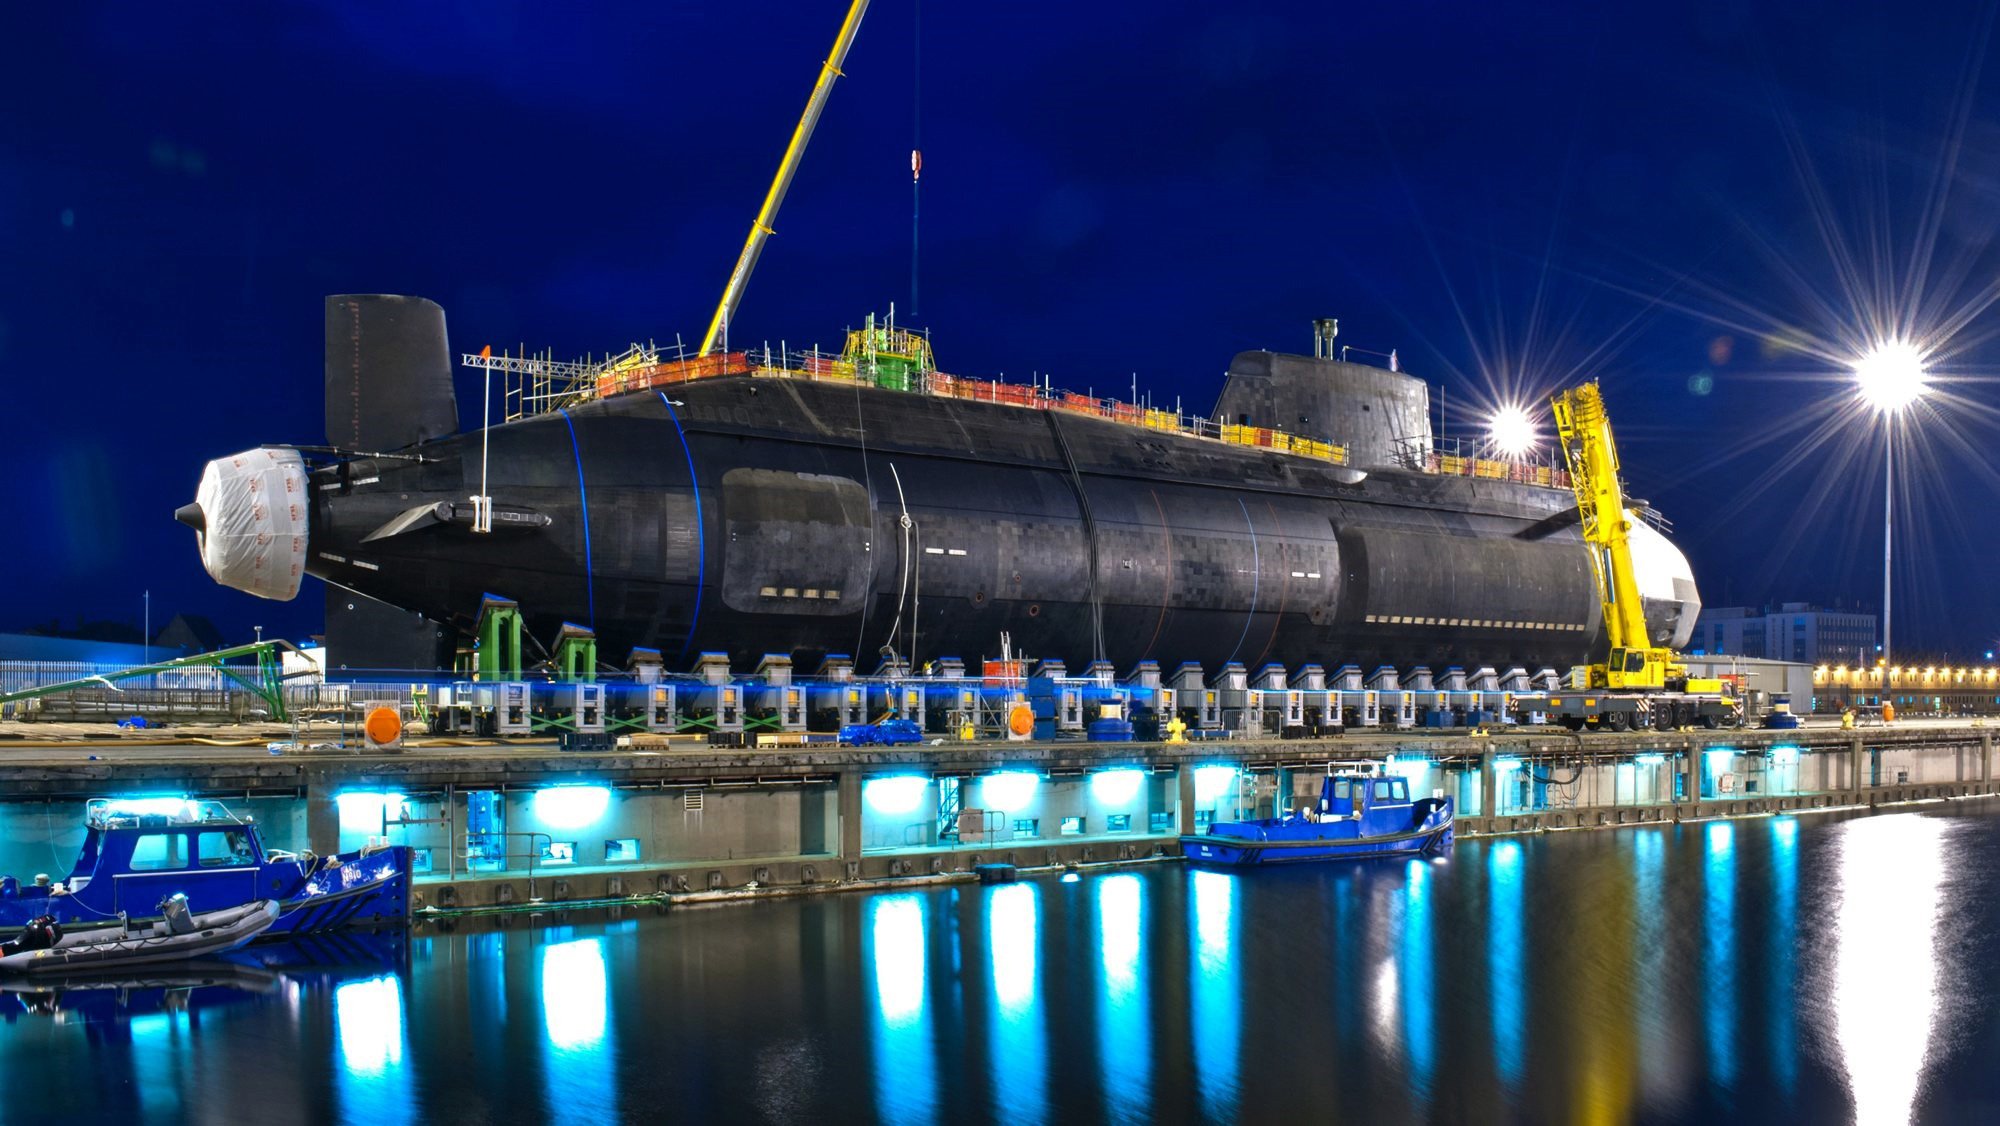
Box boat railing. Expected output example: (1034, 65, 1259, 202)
(83, 797, 250, 830)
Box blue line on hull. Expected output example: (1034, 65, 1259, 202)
(658, 391, 706, 660)
(1227, 497, 1260, 665)
(560, 408, 596, 628)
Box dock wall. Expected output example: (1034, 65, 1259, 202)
(0, 726, 1990, 909)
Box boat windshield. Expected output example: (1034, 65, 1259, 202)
(1370, 779, 1409, 804)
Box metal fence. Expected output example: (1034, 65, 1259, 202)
(0, 660, 341, 723)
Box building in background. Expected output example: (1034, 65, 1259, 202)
(1692, 607, 1765, 659)
(1691, 603, 1876, 666)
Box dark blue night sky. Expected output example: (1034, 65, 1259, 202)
(5, 1, 1999, 655)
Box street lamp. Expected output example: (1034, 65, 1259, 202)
(1853, 338, 1930, 683)
(1488, 405, 1536, 459)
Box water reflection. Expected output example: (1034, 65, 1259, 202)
(1768, 819, 1799, 1094)
(541, 935, 615, 1122)
(1096, 874, 1150, 1122)
(335, 974, 411, 1125)
(868, 894, 936, 1124)
(1401, 859, 1437, 1094)
(1189, 869, 1239, 1120)
(542, 937, 607, 1050)
(130, 1010, 188, 1120)
(6, 806, 2000, 1123)
(1487, 840, 1526, 1087)
(988, 882, 1046, 1123)
(1704, 822, 1736, 1091)
(1831, 815, 1948, 1125)
(1629, 829, 1675, 1102)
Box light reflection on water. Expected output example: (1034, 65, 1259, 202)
(1400, 858, 1436, 1095)
(988, 882, 1046, 1124)
(1487, 839, 1526, 1088)
(540, 935, 614, 1123)
(1705, 821, 1738, 1091)
(1768, 818, 1799, 1095)
(1096, 873, 1150, 1123)
(1631, 827, 1676, 1104)
(868, 894, 935, 1124)
(335, 974, 410, 1125)
(1829, 815, 1948, 1126)
(4, 805, 1998, 1123)
(1189, 868, 1239, 1120)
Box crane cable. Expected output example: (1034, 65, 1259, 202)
(910, 0, 922, 319)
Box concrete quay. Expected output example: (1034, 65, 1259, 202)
(0, 722, 1992, 912)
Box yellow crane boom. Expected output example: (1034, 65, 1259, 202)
(1550, 381, 1677, 690)
(699, 0, 871, 356)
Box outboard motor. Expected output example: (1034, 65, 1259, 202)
(159, 893, 196, 935)
(1, 915, 63, 956)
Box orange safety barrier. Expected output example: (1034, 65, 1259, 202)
(596, 352, 750, 397)
(800, 354, 856, 379)
(983, 659, 1026, 683)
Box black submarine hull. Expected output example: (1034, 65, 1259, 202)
(305, 373, 1605, 673)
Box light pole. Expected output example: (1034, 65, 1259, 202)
(1853, 339, 1929, 693)
(143, 590, 150, 664)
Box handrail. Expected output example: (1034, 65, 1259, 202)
(466, 830, 554, 900)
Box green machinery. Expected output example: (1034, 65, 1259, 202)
(0, 640, 303, 723)
(466, 594, 526, 681)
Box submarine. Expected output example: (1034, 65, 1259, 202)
(177, 295, 1701, 675)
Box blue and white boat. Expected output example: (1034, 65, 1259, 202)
(0, 798, 411, 937)
(1181, 768, 1455, 866)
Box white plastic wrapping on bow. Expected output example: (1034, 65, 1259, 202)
(194, 447, 309, 601)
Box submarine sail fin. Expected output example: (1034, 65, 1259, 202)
(325, 295, 458, 452)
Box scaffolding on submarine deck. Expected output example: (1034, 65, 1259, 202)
(462, 324, 1567, 487)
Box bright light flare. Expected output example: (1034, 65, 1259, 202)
(533, 785, 611, 829)
(864, 774, 930, 815)
(980, 771, 1041, 813)
(1089, 767, 1145, 806)
(1853, 339, 1930, 412)
(1488, 405, 1538, 457)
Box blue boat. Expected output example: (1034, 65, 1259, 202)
(0, 799, 411, 937)
(1180, 769, 1455, 866)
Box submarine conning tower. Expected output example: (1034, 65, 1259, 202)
(1213, 348, 1432, 472)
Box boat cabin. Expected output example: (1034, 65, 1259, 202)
(1, 799, 273, 914)
(1312, 772, 1418, 835)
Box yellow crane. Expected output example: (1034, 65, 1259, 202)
(1548, 381, 1734, 730)
(699, 0, 871, 356)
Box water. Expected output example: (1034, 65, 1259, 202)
(8, 804, 2000, 1125)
